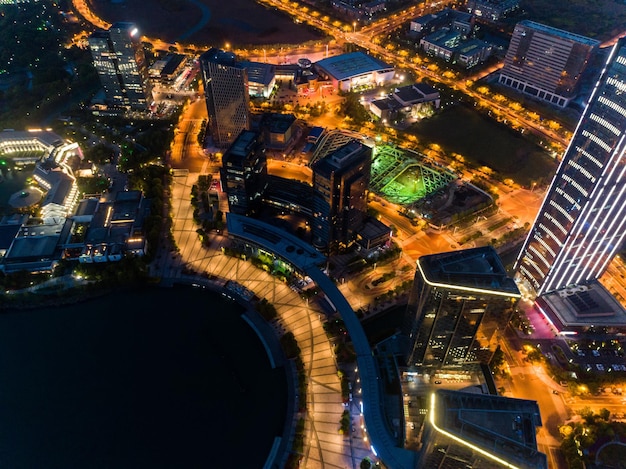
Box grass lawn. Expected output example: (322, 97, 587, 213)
(406, 104, 558, 186)
(510, 0, 626, 41)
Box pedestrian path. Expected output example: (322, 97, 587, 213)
(163, 172, 361, 468)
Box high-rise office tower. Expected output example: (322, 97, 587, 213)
(311, 140, 372, 252)
(420, 390, 547, 469)
(88, 22, 152, 111)
(499, 20, 598, 108)
(199, 48, 250, 148)
(404, 247, 520, 370)
(220, 130, 267, 216)
(515, 39, 626, 296)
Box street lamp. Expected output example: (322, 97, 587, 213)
(353, 21, 357, 33)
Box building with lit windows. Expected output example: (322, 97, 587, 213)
(88, 23, 152, 111)
(404, 247, 520, 370)
(200, 48, 250, 148)
(220, 130, 268, 216)
(311, 140, 372, 252)
(515, 39, 626, 296)
(465, 0, 520, 22)
(420, 389, 547, 469)
(499, 21, 599, 108)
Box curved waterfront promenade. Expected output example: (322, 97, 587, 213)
(226, 214, 417, 469)
(156, 168, 416, 467)
(155, 171, 373, 468)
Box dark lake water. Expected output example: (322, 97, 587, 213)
(0, 286, 287, 469)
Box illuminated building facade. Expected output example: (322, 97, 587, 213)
(499, 21, 598, 107)
(515, 39, 626, 296)
(311, 140, 372, 252)
(420, 390, 547, 469)
(404, 247, 520, 369)
(220, 130, 267, 216)
(200, 48, 250, 148)
(88, 23, 152, 111)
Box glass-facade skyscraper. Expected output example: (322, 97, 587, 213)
(311, 140, 372, 253)
(199, 48, 250, 148)
(88, 22, 152, 111)
(404, 247, 520, 370)
(516, 39, 626, 296)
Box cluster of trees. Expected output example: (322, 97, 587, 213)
(255, 298, 278, 321)
(560, 408, 626, 469)
(127, 164, 171, 259)
(0, 3, 98, 128)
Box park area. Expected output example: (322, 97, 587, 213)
(89, 0, 325, 46)
(512, 0, 626, 42)
(406, 104, 558, 187)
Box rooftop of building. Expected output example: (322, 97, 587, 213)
(161, 54, 185, 76)
(226, 213, 325, 269)
(312, 140, 371, 176)
(0, 129, 64, 149)
(394, 83, 440, 104)
(314, 52, 393, 81)
(74, 198, 100, 218)
(430, 389, 547, 469)
(200, 48, 241, 67)
(261, 113, 296, 134)
(516, 20, 600, 47)
(457, 39, 492, 54)
(0, 224, 21, 250)
(371, 98, 401, 111)
(308, 126, 325, 140)
(537, 280, 626, 328)
(224, 130, 261, 161)
(418, 246, 520, 296)
(422, 29, 462, 47)
(358, 216, 391, 240)
(412, 13, 438, 25)
(5, 220, 70, 261)
(241, 61, 275, 85)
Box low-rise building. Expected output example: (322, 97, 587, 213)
(313, 52, 394, 92)
(466, 0, 520, 21)
(79, 190, 149, 263)
(241, 61, 276, 98)
(259, 113, 297, 150)
(370, 82, 440, 120)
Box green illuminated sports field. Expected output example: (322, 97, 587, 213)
(370, 145, 455, 205)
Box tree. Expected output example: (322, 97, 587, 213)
(339, 92, 370, 126)
(360, 458, 372, 469)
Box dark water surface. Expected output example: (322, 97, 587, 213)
(0, 286, 287, 469)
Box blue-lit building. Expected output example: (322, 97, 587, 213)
(516, 39, 626, 295)
(404, 247, 520, 370)
(313, 52, 394, 92)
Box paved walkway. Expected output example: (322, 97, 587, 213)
(156, 172, 373, 468)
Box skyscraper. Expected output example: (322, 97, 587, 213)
(516, 39, 626, 296)
(404, 247, 520, 370)
(199, 48, 250, 148)
(499, 21, 598, 107)
(311, 140, 372, 252)
(88, 22, 152, 111)
(220, 130, 267, 216)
